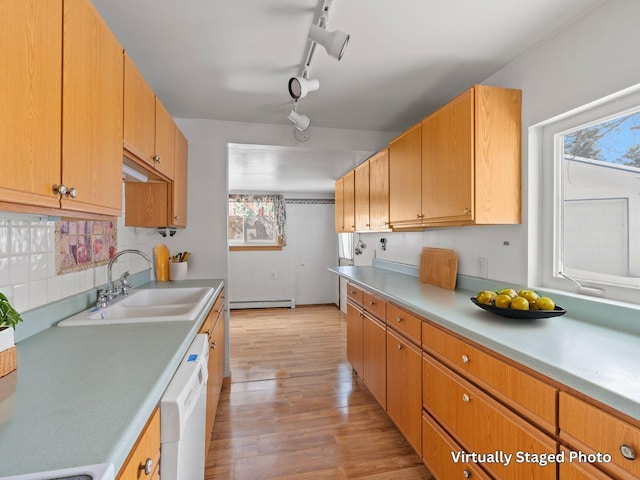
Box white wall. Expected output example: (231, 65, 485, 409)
(358, 0, 640, 287)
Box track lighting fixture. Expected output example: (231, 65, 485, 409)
(288, 76, 320, 100)
(288, 108, 311, 131)
(308, 24, 350, 61)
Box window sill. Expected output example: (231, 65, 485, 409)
(229, 245, 283, 251)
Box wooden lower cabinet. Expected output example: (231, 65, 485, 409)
(362, 312, 386, 409)
(423, 355, 557, 480)
(346, 301, 364, 375)
(198, 289, 226, 456)
(387, 327, 422, 455)
(559, 392, 640, 480)
(117, 408, 160, 480)
(559, 446, 613, 480)
(423, 412, 492, 480)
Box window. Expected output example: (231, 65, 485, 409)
(540, 86, 640, 304)
(338, 232, 353, 261)
(228, 194, 286, 250)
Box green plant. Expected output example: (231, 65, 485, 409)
(0, 292, 23, 329)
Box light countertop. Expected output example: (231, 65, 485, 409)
(0, 279, 224, 478)
(331, 265, 640, 421)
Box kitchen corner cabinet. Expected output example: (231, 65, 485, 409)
(124, 126, 188, 228)
(421, 85, 521, 225)
(388, 122, 422, 226)
(116, 407, 161, 480)
(61, 0, 124, 216)
(0, 0, 123, 217)
(198, 288, 226, 456)
(334, 171, 355, 233)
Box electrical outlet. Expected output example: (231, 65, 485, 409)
(477, 257, 488, 278)
(270, 271, 277, 280)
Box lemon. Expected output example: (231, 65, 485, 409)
(494, 294, 512, 309)
(498, 288, 518, 299)
(535, 296, 556, 311)
(510, 296, 530, 310)
(518, 289, 540, 303)
(477, 291, 497, 305)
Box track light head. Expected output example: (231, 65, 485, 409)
(288, 109, 311, 131)
(288, 76, 320, 100)
(308, 24, 350, 60)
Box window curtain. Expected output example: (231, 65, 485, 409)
(228, 194, 287, 245)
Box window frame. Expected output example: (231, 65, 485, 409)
(537, 84, 640, 305)
(227, 195, 285, 251)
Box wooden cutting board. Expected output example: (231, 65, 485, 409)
(419, 247, 458, 290)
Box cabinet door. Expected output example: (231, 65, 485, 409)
(346, 302, 364, 375)
(62, 0, 123, 216)
(116, 408, 160, 480)
(421, 88, 474, 222)
(123, 52, 156, 167)
(558, 446, 612, 480)
(389, 123, 422, 225)
(154, 98, 176, 179)
(172, 127, 188, 227)
(354, 161, 370, 231)
(343, 170, 356, 232)
(369, 149, 389, 230)
(334, 177, 344, 233)
(0, 0, 61, 210)
(386, 328, 422, 454)
(362, 313, 386, 409)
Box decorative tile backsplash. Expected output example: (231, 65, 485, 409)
(57, 220, 117, 274)
(0, 213, 157, 315)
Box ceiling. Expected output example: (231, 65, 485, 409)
(92, 0, 604, 193)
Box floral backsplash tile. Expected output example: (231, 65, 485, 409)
(56, 220, 117, 274)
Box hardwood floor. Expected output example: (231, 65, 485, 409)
(205, 305, 433, 479)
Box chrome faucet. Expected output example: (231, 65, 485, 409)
(98, 249, 153, 306)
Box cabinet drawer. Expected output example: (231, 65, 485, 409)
(363, 292, 386, 320)
(423, 355, 557, 480)
(347, 283, 364, 305)
(558, 446, 612, 480)
(387, 303, 421, 345)
(560, 392, 640, 480)
(117, 408, 160, 480)
(423, 322, 556, 433)
(423, 412, 492, 480)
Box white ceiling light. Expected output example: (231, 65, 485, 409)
(308, 24, 350, 61)
(288, 76, 320, 100)
(288, 108, 311, 131)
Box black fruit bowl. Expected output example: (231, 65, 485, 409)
(470, 297, 567, 319)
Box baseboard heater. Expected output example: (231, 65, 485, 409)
(230, 299, 296, 310)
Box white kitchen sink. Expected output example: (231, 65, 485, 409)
(0, 463, 114, 480)
(58, 287, 215, 327)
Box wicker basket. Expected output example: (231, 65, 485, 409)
(0, 345, 17, 378)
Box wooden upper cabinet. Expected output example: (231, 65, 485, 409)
(422, 85, 521, 225)
(172, 127, 188, 227)
(368, 148, 389, 231)
(388, 122, 422, 225)
(0, 0, 62, 210)
(62, 0, 123, 216)
(123, 53, 156, 167)
(334, 177, 344, 233)
(154, 99, 176, 179)
(354, 161, 370, 231)
(342, 170, 355, 233)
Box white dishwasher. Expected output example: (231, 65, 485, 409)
(161, 333, 209, 480)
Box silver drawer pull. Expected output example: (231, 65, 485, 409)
(139, 458, 153, 475)
(462, 393, 470, 403)
(397, 317, 402, 323)
(369, 301, 375, 306)
(463, 470, 471, 478)
(397, 344, 403, 350)
(620, 444, 636, 460)
(461, 354, 469, 364)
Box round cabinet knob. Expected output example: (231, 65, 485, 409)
(139, 458, 153, 475)
(397, 317, 402, 323)
(464, 208, 470, 214)
(462, 393, 470, 403)
(397, 344, 403, 350)
(461, 354, 469, 364)
(369, 301, 375, 306)
(174, 215, 180, 220)
(153, 155, 161, 163)
(463, 470, 472, 478)
(212, 340, 217, 350)
(53, 184, 78, 198)
(68, 187, 77, 198)
(620, 444, 637, 460)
